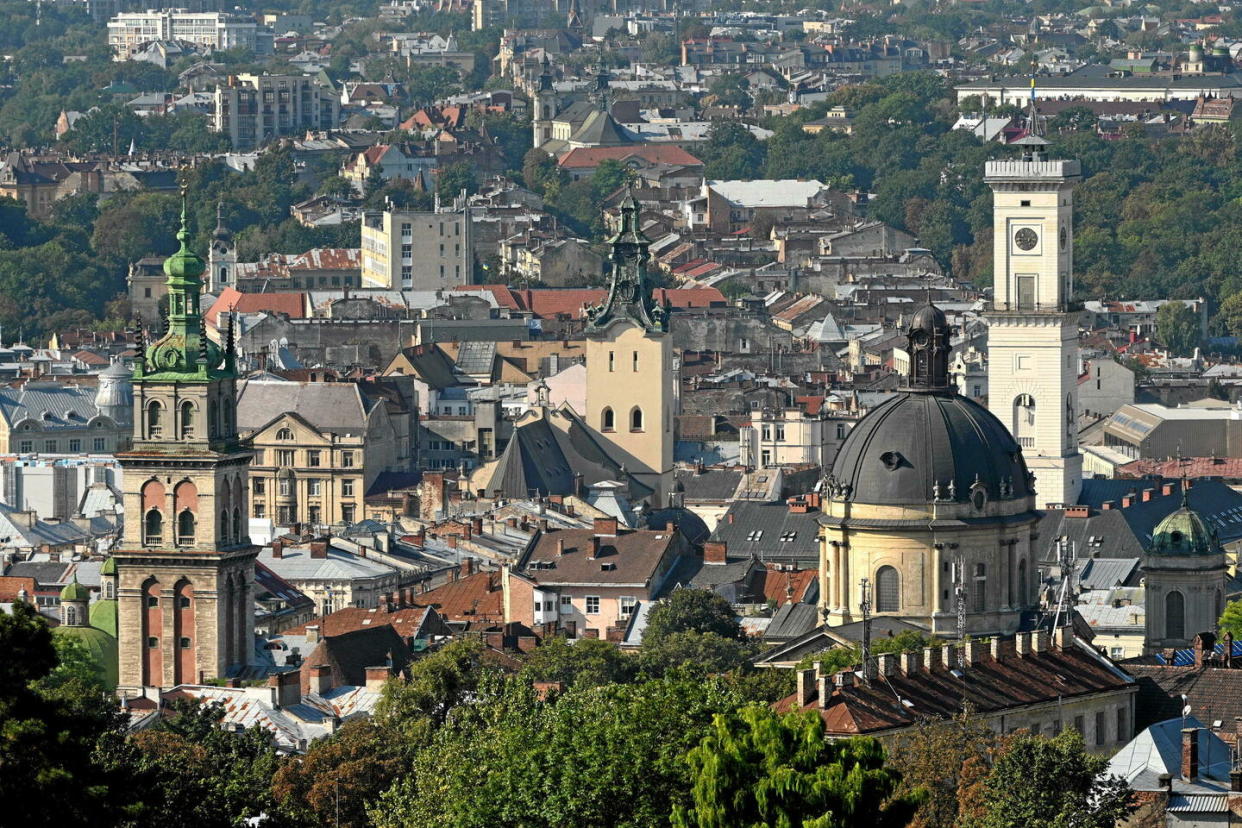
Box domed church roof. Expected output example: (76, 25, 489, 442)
(1150, 495, 1218, 556)
(825, 302, 1033, 507)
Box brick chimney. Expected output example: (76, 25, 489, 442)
(1121, 494, 1134, 508)
(446, 535, 458, 549)
(1182, 728, 1200, 781)
(268, 671, 300, 707)
(1224, 631, 1234, 667)
(796, 668, 816, 707)
(900, 649, 922, 675)
(593, 516, 618, 537)
(271, 539, 284, 559)
(923, 645, 942, 672)
(1101, 500, 1116, 511)
(365, 666, 390, 692)
(1055, 624, 1074, 650)
(964, 639, 987, 666)
(1163, 482, 1177, 496)
(876, 652, 897, 677)
(308, 664, 332, 696)
(819, 672, 833, 705)
(589, 536, 602, 557)
(309, 540, 328, 559)
(305, 624, 320, 644)
(1193, 632, 1216, 667)
(991, 636, 1013, 662)
(1016, 631, 1032, 656)
(472, 517, 483, 536)
(703, 541, 728, 564)
(1032, 629, 1051, 653)
(461, 557, 474, 577)
(1142, 488, 1155, 502)
(556, 538, 566, 556)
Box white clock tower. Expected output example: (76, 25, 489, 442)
(984, 134, 1082, 508)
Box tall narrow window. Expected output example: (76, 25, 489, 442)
(1166, 590, 1186, 640)
(147, 400, 163, 438)
(177, 510, 196, 545)
(632, 351, 639, 372)
(180, 400, 194, 438)
(876, 566, 899, 612)
(608, 351, 615, 372)
(145, 509, 163, 544)
(630, 407, 644, 431)
(601, 407, 615, 431)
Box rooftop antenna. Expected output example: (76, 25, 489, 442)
(859, 577, 873, 682)
(953, 552, 968, 712)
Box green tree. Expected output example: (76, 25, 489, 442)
(970, 729, 1132, 828)
(889, 714, 999, 828)
(520, 636, 635, 687)
(1217, 293, 1242, 338)
(673, 705, 921, 828)
(644, 589, 742, 644)
(436, 160, 478, 201)
(1219, 598, 1242, 639)
(1155, 301, 1201, 356)
(695, 121, 765, 180)
(638, 631, 755, 677)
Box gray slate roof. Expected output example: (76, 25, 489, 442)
(710, 501, 820, 566)
(237, 380, 376, 435)
(0, 383, 106, 429)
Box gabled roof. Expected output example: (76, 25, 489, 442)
(519, 526, 678, 588)
(236, 380, 378, 436)
(416, 570, 504, 624)
(558, 144, 703, 169)
(1108, 716, 1232, 790)
(569, 110, 635, 147)
(204, 287, 305, 326)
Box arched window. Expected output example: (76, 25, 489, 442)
(630, 407, 644, 432)
(876, 566, 899, 612)
(145, 509, 163, 544)
(221, 509, 231, 543)
(105, 581, 114, 600)
(601, 407, 615, 431)
(180, 400, 195, 438)
(276, 427, 294, 441)
(1166, 590, 1186, 641)
(177, 509, 196, 545)
(233, 507, 242, 543)
(974, 563, 987, 612)
(219, 266, 228, 283)
(65, 605, 77, 626)
(1012, 394, 1035, 448)
(147, 400, 164, 438)
(632, 351, 639, 372)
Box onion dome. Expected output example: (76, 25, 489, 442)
(60, 575, 91, 603)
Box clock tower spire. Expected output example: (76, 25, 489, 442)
(984, 116, 1082, 508)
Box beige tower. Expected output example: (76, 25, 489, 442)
(1142, 494, 1228, 653)
(584, 193, 675, 505)
(114, 188, 256, 694)
(984, 130, 1083, 508)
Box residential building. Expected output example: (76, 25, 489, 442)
(107, 11, 258, 60)
(777, 627, 1136, 749)
(498, 233, 603, 287)
(256, 537, 401, 616)
(361, 202, 473, 291)
(1077, 358, 1134, 422)
(212, 74, 338, 150)
(1102, 402, 1242, 460)
(738, 401, 858, 470)
(236, 379, 411, 531)
(504, 516, 687, 639)
(0, 380, 131, 457)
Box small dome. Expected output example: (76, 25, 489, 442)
(100, 556, 117, 576)
(60, 576, 91, 603)
(1150, 504, 1217, 556)
(910, 302, 947, 334)
(53, 625, 118, 689)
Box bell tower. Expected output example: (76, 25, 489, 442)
(113, 184, 256, 694)
(584, 192, 674, 505)
(984, 115, 1082, 508)
(532, 57, 557, 150)
(206, 202, 235, 294)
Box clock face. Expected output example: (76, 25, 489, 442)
(1014, 228, 1038, 251)
(1059, 225, 1067, 250)
(911, 329, 928, 347)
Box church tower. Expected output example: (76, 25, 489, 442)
(984, 123, 1082, 508)
(532, 57, 557, 150)
(114, 186, 256, 694)
(1142, 489, 1228, 653)
(206, 202, 235, 294)
(584, 193, 674, 505)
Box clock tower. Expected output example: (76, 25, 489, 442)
(984, 131, 1082, 508)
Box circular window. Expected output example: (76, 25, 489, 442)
(1014, 228, 1038, 251)
(972, 489, 987, 511)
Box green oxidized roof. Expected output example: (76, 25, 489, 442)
(89, 598, 118, 638)
(584, 189, 667, 336)
(134, 184, 235, 384)
(54, 624, 118, 690)
(1150, 504, 1218, 556)
(60, 574, 91, 603)
(100, 556, 117, 576)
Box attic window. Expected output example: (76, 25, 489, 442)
(600, 562, 617, 571)
(746, 530, 763, 542)
(780, 531, 797, 542)
(880, 451, 902, 470)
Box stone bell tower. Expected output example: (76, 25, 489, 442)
(113, 184, 256, 694)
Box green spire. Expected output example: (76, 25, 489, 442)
(584, 188, 666, 335)
(137, 183, 229, 382)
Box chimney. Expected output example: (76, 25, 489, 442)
(832, 670, 853, 690)
(593, 516, 618, 536)
(268, 671, 300, 707)
(589, 536, 601, 557)
(923, 645, 942, 672)
(506, 517, 518, 528)
(412, 528, 426, 546)
(727, 512, 734, 524)
(1121, 494, 1134, 508)
(271, 539, 283, 559)
(900, 649, 922, 675)
(1194, 632, 1216, 667)
(305, 624, 320, 644)
(309, 540, 328, 559)
(990, 636, 1008, 662)
(703, 541, 728, 564)
(1182, 728, 1200, 781)
(472, 517, 483, 535)
(876, 652, 897, 677)
(365, 665, 390, 692)
(447, 535, 458, 549)
(1142, 488, 1155, 502)
(965, 639, 987, 666)
(796, 668, 816, 707)
(1163, 482, 1177, 496)
(1016, 631, 1032, 656)
(1032, 629, 1050, 653)
(1055, 624, 1074, 650)
(942, 643, 958, 669)
(308, 664, 332, 696)
(461, 557, 474, 577)
(1224, 631, 1234, 667)
(1101, 500, 1116, 511)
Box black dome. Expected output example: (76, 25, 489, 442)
(827, 392, 1033, 506)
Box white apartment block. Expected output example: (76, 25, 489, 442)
(739, 406, 860, 470)
(108, 10, 257, 60)
(213, 74, 339, 150)
(361, 200, 474, 290)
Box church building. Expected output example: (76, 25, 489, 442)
(113, 187, 257, 694)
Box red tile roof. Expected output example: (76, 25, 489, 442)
(205, 287, 306, 326)
(416, 570, 505, 624)
(1119, 456, 1242, 480)
(759, 566, 817, 605)
(557, 145, 704, 169)
(286, 605, 439, 638)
